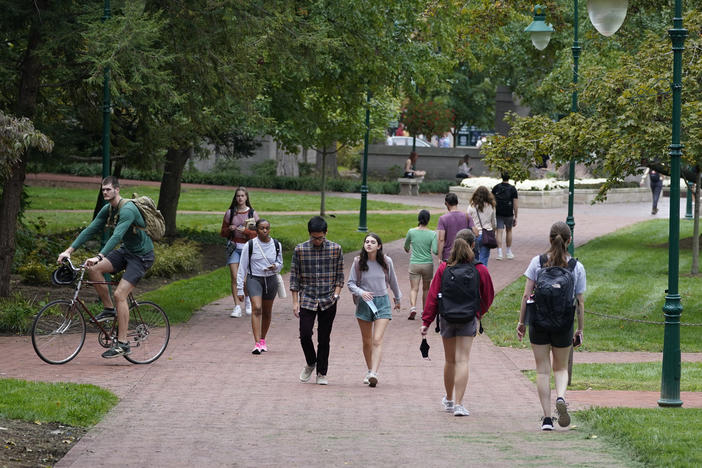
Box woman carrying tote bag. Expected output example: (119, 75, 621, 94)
(467, 186, 497, 266)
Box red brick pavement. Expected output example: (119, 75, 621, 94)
(2, 181, 699, 466)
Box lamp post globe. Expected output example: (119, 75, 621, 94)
(524, 5, 554, 51)
(587, 0, 629, 37)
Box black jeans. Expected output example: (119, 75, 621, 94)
(299, 302, 337, 376)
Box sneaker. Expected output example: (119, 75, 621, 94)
(92, 308, 116, 323)
(299, 365, 315, 382)
(453, 404, 470, 417)
(441, 396, 454, 412)
(251, 343, 261, 355)
(541, 417, 554, 431)
(259, 339, 267, 352)
(316, 374, 328, 385)
(496, 249, 503, 260)
(368, 372, 378, 387)
(101, 340, 130, 358)
(555, 398, 571, 427)
(230, 305, 242, 318)
(363, 371, 372, 385)
(408, 307, 416, 320)
(506, 250, 514, 259)
(245, 297, 252, 315)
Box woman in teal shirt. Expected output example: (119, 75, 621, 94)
(404, 209, 437, 320)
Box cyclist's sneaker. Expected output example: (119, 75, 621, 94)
(442, 396, 454, 412)
(92, 308, 116, 323)
(259, 339, 268, 352)
(453, 404, 470, 417)
(555, 398, 571, 427)
(101, 341, 130, 358)
(300, 365, 315, 382)
(230, 305, 242, 318)
(251, 343, 261, 355)
(541, 417, 554, 431)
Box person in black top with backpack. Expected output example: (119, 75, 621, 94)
(491, 173, 518, 260)
(421, 229, 494, 417)
(516, 221, 586, 431)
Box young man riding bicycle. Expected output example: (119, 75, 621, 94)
(57, 176, 155, 358)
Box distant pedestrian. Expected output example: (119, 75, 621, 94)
(221, 187, 258, 318)
(237, 219, 283, 355)
(649, 168, 663, 215)
(404, 151, 426, 178)
(456, 155, 472, 179)
(467, 186, 497, 266)
(404, 209, 438, 320)
(492, 173, 519, 260)
(421, 229, 494, 417)
(290, 216, 344, 385)
(516, 221, 586, 431)
(436, 193, 477, 261)
(348, 233, 401, 388)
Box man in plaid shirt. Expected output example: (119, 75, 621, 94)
(290, 216, 344, 385)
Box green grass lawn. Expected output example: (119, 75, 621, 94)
(0, 378, 117, 427)
(25, 186, 412, 212)
(483, 218, 702, 352)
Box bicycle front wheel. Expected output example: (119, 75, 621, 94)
(31, 300, 86, 365)
(123, 301, 170, 364)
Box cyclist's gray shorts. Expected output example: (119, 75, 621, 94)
(105, 248, 155, 285)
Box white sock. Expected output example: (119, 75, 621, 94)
(497, 248, 503, 256)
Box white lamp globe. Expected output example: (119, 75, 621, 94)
(531, 31, 552, 51)
(587, 0, 628, 37)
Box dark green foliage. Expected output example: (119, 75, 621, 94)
(0, 293, 37, 334)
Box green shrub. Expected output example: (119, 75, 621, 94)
(17, 255, 53, 285)
(250, 160, 278, 177)
(0, 294, 38, 334)
(147, 239, 200, 278)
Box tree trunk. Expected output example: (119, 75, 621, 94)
(691, 170, 700, 275)
(157, 147, 191, 238)
(315, 143, 339, 177)
(0, 8, 44, 297)
(320, 148, 327, 217)
(276, 146, 299, 177)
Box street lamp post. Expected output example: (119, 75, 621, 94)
(526, 1, 628, 255)
(358, 91, 371, 232)
(101, 0, 111, 182)
(658, 0, 686, 408)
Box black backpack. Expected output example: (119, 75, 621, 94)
(493, 184, 514, 216)
(438, 262, 481, 323)
(529, 255, 578, 331)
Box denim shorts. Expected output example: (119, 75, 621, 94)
(226, 242, 244, 265)
(355, 295, 392, 322)
(105, 247, 154, 285)
(438, 316, 478, 338)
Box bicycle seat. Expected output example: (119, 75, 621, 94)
(52, 264, 77, 285)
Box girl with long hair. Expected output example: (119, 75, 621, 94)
(421, 229, 494, 417)
(467, 186, 496, 266)
(221, 187, 258, 317)
(404, 209, 437, 320)
(516, 221, 586, 430)
(347, 233, 401, 387)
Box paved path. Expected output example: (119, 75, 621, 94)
(3, 178, 700, 467)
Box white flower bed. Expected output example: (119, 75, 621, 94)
(459, 176, 609, 191)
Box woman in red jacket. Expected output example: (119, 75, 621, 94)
(420, 229, 494, 417)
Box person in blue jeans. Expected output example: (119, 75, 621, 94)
(467, 186, 496, 266)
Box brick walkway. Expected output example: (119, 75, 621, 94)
(3, 179, 700, 467)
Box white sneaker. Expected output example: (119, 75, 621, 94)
(453, 404, 470, 417)
(368, 372, 378, 387)
(363, 371, 372, 385)
(299, 365, 315, 382)
(245, 297, 252, 315)
(506, 250, 514, 259)
(316, 374, 328, 385)
(230, 305, 242, 318)
(496, 249, 503, 260)
(442, 396, 454, 412)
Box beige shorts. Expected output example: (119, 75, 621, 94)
(409, 263, 433, 282)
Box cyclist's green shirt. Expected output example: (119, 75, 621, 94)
(71, 201, 154, 256)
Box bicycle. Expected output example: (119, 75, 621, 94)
(31, 259, 170, 365)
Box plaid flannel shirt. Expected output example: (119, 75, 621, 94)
(290, 239, 344, 311)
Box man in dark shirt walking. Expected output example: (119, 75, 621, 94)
(492, 173, 519, 260)
(290, 216, 344, 385)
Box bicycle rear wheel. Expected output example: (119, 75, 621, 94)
(31, 300, 86, 365)
(123, 301, 170, 364)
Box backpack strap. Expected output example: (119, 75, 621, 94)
(107, 198, 128, 229)
(247, 239, 254, 275)
(567, 257, 578, 272)
(538, 254, 548, 268)
(248, 238, 281, 275)
(248, 208, 254, 219)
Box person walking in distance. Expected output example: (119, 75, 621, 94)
(436, 192, 477, 262)
(237, 219, 283, 355)
(649, 168, 663, 215)
(492, 173, 519, 260)
(467, 186, 497, 266)
(56, 176, 155, 359)
(421, 229, 494, 417)
(290, 217, 344, 385)
(348, 233, 402, 388)
(221, 187, 258, 317)
(404, 210, 438, 320)
(516, 221, 586, 431)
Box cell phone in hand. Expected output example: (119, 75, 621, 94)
(573, 333, 582, 347)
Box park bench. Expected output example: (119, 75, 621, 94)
(397, 177, 424, 196)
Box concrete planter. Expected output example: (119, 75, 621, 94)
(450, 186, 651, 209)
